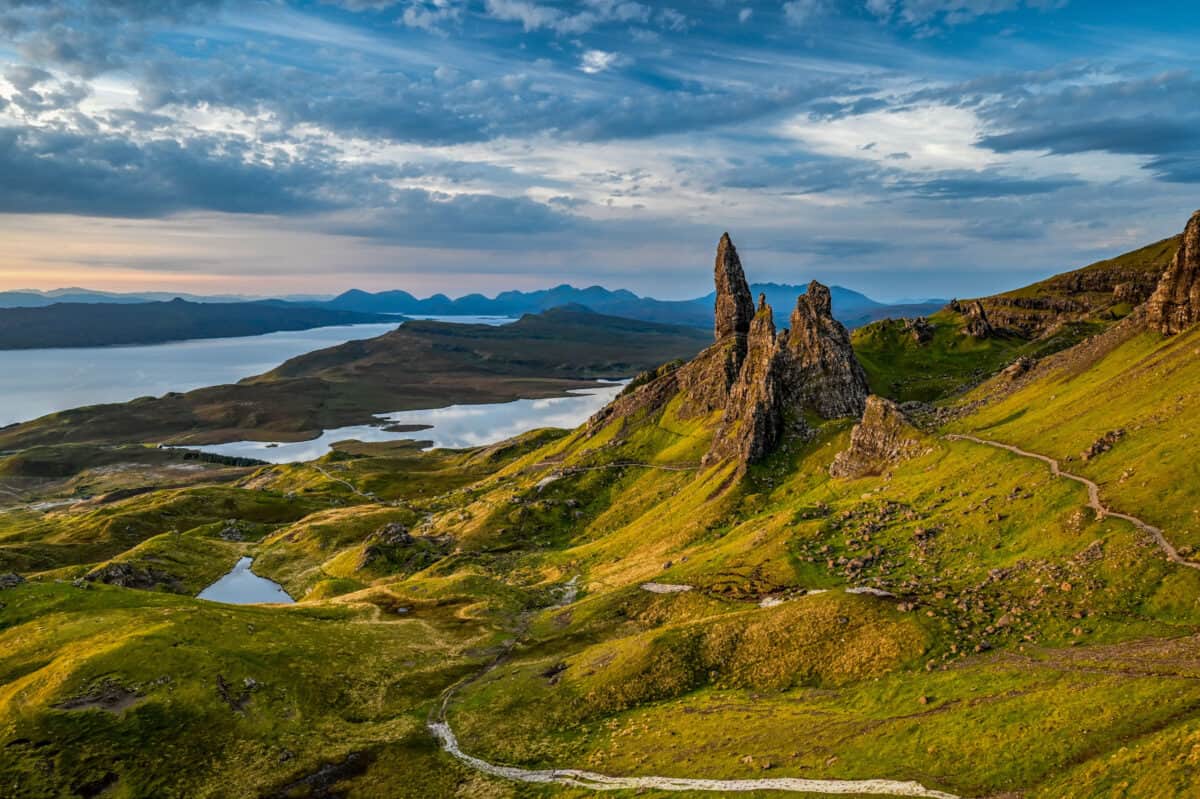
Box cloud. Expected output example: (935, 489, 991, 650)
(580, 49, 624, 74)
(0, 126, 353, 217)
(899, 169, 1085, 199)
(783, 0, 823, 27)
(868, 0, 1069, 27)
(738, 8, 753, 23)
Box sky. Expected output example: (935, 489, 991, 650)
(1, 1, 1199, 301)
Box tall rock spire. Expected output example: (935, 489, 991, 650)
(706, 294, 793, 465)
(1147, 210, 1200, 335)
(713, 233, 755, 342)
(787, 281, 869, 419)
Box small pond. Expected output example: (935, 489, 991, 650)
(197, 557, 295, 605)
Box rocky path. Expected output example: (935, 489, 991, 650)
(429, 719, 958, 797)
(946, 434, 1200, 572)
(429, 582, 960, 799)
(310, 464, 375, 501)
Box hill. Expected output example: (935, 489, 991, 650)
(0, 299, 394, 350)
(0, 307, 711, 449)
(5, 216, 1200, 798)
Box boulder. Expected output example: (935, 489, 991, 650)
(0, 572, 25, 590)
(830, 396, 925, 478)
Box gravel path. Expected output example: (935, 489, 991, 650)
(947, 434, 1200, 572)
(429, 720, 958, 797)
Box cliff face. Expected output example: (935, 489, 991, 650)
(592, 235, 872, 469)
(829, 396, 924, 479)
(784, 282, 870, 419)
(1147, 210, 1200, 335)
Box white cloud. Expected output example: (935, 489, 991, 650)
(400, 0, 463, 31)
(782, 104, 989, 170)
(783, 0, 823, 27)
(739, 8, 754, 23)
(580, 49, 623, 74)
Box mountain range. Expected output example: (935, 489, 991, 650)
(0, 283, 944, 330)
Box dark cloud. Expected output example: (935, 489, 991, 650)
(901, 169, 1084, 199)
(0, 125, 372, 217)
(329, 188, 581, 244)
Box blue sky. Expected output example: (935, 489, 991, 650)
(1, 1, 1199, 300)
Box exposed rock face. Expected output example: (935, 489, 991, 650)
(830, 396, 924, 479)
(785, 282, 870, 419)
(706, 295, 793, 465)
(904, 317, 934, 344)
(713, 233, 755, 342)
(963, 300, 995, 338)
(1147, 210, 1200, 335)
(1002, 356, 1035, 380)
(0, 572, 24, 590)
(86, 562, 182, 592)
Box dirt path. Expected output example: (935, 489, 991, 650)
(533, 460, 700, 473)
(429, 720, 958, 797)
(946, 434, 1200, 572)
(311, 464, 375, 501)
(429, 582, 960, 798)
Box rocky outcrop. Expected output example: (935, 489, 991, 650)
(962, 300, 995, 338)
(705, 295, 793, 465)
(1002, 356, 1035, 380)
(589, 235, 872, 470)
(904, 317, 934, 344)
(0, 572, 24, 590)
(784, 282, 870, 419)
(830, 396, 924, 478)
(713, 233, 755, 342)
(86, 562, 182, 592)
(1147, 210, 1200, 335)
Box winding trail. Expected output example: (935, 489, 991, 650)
(428, 720, 957, 797)
(428, 582, 960, 799)
(532, 460, 700, 474)
(946, 434, 1200, 572)
(311, 464, 375, 501)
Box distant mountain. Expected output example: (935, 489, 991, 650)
(1, 283, 944, 329)
(0, 288, 333, 308)
(0, 299, 394, 350)
(323, 283, 941, 329)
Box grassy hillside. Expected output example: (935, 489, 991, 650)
(4, 229, 1200, 797)
(852, 236, 1180, 404)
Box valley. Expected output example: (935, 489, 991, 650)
(5, 218, 1200, 799)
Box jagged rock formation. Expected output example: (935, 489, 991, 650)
(904, 317, 934, 344)
(829, 396, 924, 479)
(590, 235, 871, 469)
(784, 282, 870, 419)
(1147, 210, 1200, 335)
(713, 233, 755, 342)
(962, 301, 995, 338)
(705, 295, 790, 465)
